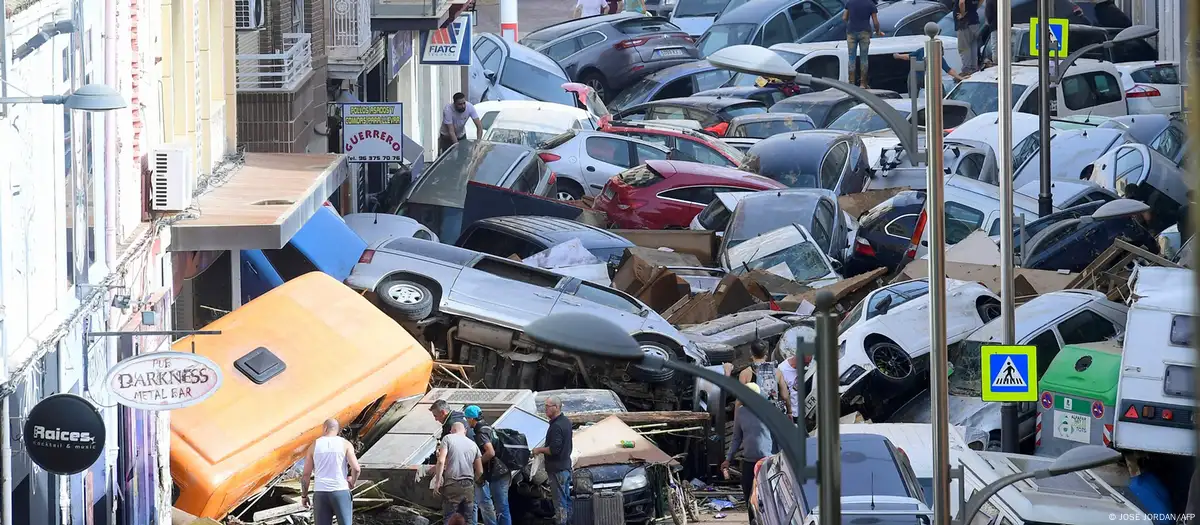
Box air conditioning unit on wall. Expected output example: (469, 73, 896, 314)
(151, 143, 194, 212)
(234, 0, 265, 30)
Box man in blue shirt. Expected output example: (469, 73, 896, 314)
(843, 0, 885, 88)
(955, 0, 981, 73)
(893, 47, 969, 99)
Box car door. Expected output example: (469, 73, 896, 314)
(810, 198, 835, 256)
(818, 141, 850, 194)
(873, 281, 933, 355)
(451, 256, 565, 324)
(471, 36, 504, 102)
(553, 279, 648, 333)
(582, 134, 669, 189)
(786, 0, 828, 42)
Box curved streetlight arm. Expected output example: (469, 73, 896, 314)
(1052, 41, 1109, 84)
(655, 357, 812, 486)
(802, 75, 921, 167)
(0, 95, 66, 105)
(956, 470, 1036, 525)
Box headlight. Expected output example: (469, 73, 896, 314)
(839, 365, 866, 386)
(621, 467, 649, 491)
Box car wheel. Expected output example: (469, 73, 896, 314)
(556, 179, 584, 201)
(581, 72, 608, 102)
(377, 278, 435, 321)
(628, 342, 676, 383)
(867, 340, 914, 383)
(697, 342, 736, 364)
(977, 298, 1001, 322)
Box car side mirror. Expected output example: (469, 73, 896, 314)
(830, 259, 843, 273)
(484, 70, 497, 82)
(873, 295, 892, 316)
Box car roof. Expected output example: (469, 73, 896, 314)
(647, 159, 780, 186)
(1099, 114, 1172, 144)
(967, 59, 1118, 85)
(641, 60, 718, 82)
(652, 96, 765, 110)
(694, 86, 775, 97)
(735, 188, 833, 216)
(472, 215, 634, 248)
(1015, 179, 1107, 208)
(772, 89, 900, 106)
(774, 35, 953, 56)
(751, 128, 851, 152)
(498, 36, 567, 72)
(521, 12, 640, 44)
(967, 291, 1107, 343)
(712, 0, 800, 24)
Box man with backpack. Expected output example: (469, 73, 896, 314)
(465, 405, 511, 525)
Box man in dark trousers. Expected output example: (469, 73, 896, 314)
(955, 0, 980, 73)
(431, 399, 474, 439)
(532, 395, 573, 525)
(844, 0, 884, 88)
(465, 405, 506, 525)
(721, 384, 773, 525)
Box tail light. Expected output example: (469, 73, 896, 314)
(904, 210, 928, 260)
(1127, 84, 1162, 98)
(358, 250, 375, 264)
(681, 35, 695, 44)
(614, 38, 650, 49)
(853, 237, 876, 257)
(538, 152, 561, 162)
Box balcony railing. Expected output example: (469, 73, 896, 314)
(329, 0, 372, 61)
(371, 0, 449, 21)
(236, 33, 313, 92)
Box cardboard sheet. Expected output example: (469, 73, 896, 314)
(571, 416, 677, 470)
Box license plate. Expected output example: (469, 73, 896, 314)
(603, 185, 616, 200)
(1053, 411, 1092, 444)
(804, 392, 817, 414)
(654, 48, 687, 58)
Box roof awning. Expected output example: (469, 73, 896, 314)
(168, 153, 350, 252)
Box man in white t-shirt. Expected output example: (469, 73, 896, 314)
(573, 0, 607, 18)
(440, 92, 483, 156)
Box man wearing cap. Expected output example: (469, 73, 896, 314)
(466, 405, 511, 525)
(431, 399, 474, 440)
(721, 383, 773, 525)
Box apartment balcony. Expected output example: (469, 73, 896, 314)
(236, 33, 314, 92)
(329, 0, 386, 80)
(370, 0, 467, 32)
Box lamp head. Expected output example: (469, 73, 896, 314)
(63, 84, 126, 111)
(1113, 25, 1159, 43)
(524, 312, 644, 361)
(707, 45, 801, 81)
(1038, 445, 1121, 478)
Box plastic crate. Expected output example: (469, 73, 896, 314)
(592, 491, 625, 525)
(571, 495, 594, 525)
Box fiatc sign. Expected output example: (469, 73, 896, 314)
(23, 394, 106, 475)
(419, 12, 473, 65)
(341, 103, 405, 163)
(105, 352, 223, 410)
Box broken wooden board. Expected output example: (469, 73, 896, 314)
(1065, 238, 1181, 302)
(251, 503, 306, 522)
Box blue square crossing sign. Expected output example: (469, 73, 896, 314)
(1029, 17, 1070, 58)
(981, 345, 1038, 402)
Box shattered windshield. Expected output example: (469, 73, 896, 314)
(948, 339, 986, 395)
(828, 105, 910, 134)
(727, 226, 832, 282)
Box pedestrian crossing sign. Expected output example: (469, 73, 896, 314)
(981, 346, 1038, 402)
(1029, 17, 1070, 58)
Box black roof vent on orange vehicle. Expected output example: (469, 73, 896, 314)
(235, 346, 286, 384)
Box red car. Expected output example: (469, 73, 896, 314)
(595, 159, 785, 229)
(599, 120, 745, 169)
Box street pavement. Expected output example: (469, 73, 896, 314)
(473, 0, 575, 38)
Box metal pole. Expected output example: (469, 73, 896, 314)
(1, 396, 10, 525)
(1037, 0, 1053, 217)
(1, 0, 8, 118)
(1188, 1, 1200, 518)
(500, 0, 518, 42)
(998, 0, 1021, 454)
(922, 23, 951, 525)
(815, 290, 840, 525)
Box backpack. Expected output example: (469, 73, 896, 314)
(493, 428, 532, 471)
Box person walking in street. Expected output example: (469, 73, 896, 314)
(465, 405, 509, 525)
(574, 0, 607, 18)
(843, 0, 884, 88)
(532, 396, 573, 525)
(434, 422, 485, 525)
(893, 46, 969, 99)
(300, 419, 362, 525)
(954, 0, 980, 74)
(721, 384, 773, 525)
(431, 399, 474, 439)
(738, 340, 793, 451)
(440, 92, 482, 157)
(777, 352, 803, 424)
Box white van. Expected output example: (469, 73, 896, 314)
(947, 59, 1129, 119)
(767, 35, 962, 94)
(1113, 266, 1197, 457)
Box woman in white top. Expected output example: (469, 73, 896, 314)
(301, 419, 362, 525)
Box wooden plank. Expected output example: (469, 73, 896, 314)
(569, 411, 711, 426)
(1113, 238, 1181, 268)
(251, 502, 306, 522)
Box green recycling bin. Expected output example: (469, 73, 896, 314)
(1035, 340, 1122, 457)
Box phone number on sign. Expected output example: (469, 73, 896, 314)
(352, 156, 404, 162)
(1110, 513, 1195, 521)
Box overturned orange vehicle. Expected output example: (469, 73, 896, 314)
(170, 272, 433, 519)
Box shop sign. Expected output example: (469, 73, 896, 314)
(23, 394, 106, 475)
(341, 102, 405, 163)
(419, 12, 473, 65)
(388, 31, 413, 80)
(105, 351, 223, 410)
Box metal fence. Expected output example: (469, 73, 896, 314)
(329, 0, 371, 61)
(235, 33, 313, 92)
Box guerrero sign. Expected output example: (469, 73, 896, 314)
(105, 351, 223, 410)
(24, 394, 106, 475)
(341, 103, 405, 163)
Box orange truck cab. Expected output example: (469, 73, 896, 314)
(170, 272, 433, 519)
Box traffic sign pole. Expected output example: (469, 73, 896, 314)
(1036, 7, 1054, 219)
(998, 0, 1018, 456)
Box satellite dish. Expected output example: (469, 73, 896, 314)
(1092, 198, 1150, 220)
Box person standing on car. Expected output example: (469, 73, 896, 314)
(433, 422, 485, 525)
(738, 341, 793, 425)
(300, 419, 361, 525)
(532, 396, 573, 525)
(843, 0, 885, 88)
(954, 0, 980, 74)
(465, 405, 509, 525)
(721, 383, 773, 525)
(431, 399, 475, 440)
(440, 92, 482, 156)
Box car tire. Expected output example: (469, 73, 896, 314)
(581, 72, 609, 102)
(628, 341, 676, 383)
(697, 342, 736, 364)
(867, 339, 914, 383)
(977, 298, 1001, 322)
(556, 179, 584, 201)
(376, 278, 435, 321)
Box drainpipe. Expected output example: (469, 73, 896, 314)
(104, 0, 119, 269)
(1, 395, 10, 525)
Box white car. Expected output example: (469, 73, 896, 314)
(342, 214, 438, 247)
(1115, 61, 1182, 115)
(725, 224, 841, 290)
(483, 103, 600, 148)
(465, 100, 600, 140)
(803, 278, 1000, 420)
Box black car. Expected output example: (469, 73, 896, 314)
(456, 215, 635, 266)
(612, 96, 769, 136)
(1023, 199, 1160, 272)
(740, 130, 870, 195)
(842, 190, 926, 277)
(799, 0, 949, 43)
(692, 85, 803, 106)
(519, 14, 700, 102)
(769, 89, 901, 128)
(696, 0, 841, 57)
(608, 60, 736, 112)
(719, 188, 852, 264)
(1100, 114, 1188, 167)
(988, 200, 1108, 254)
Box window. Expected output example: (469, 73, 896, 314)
(1110, 40, 1158, 63)
(499, 60, 574, 105)
(1164, 364, 1194, 398)
(292, 0, 305, 31)
(1089, 72, 1122, 104)
(676, 139, 731, 165)
(260, 243, 321, 281)
(480, 111, 500, 131)
(648, 105, 688, 120)
(1057, 309, 1118, 345)
(460, 228, 543, 258)
(819, 141, 849, 190)
(787, 2, 826, 39)
(760, 13, 793, 47)
(578, 31, 605, 49)
(1131, 64, 1181, 85)
(64, 102, 75, 285)
(509, 160, 543, 193)
(895, 10, 949, 36)
(1012, 132, 1041, 171)
(796, 54, 839, 80)
(884, 214, 918, 239)
(811, 200, 834, 251)
(630, 132, 670, 147)
(1169, 315, 1193, 347)
(545, 38, 581, 61)
(657, 77, 695, 99)
(661, 186, 718, 204)
(634, 142, 669, 164)
(1151, 126, 1185, 162)
(890, 279, 930, 301)
(692, 70, 734, 92)
(944, 202, 984, 244)
(1027, 330, 1062, 377)
(572, 283, 643, 314)
(1062, 72, 1122, 110)
(475, 39, 502, 71)
(1018, 86, 1058, 115)
(586, 136, 633, 167)
(1112, 146, 1145, 190)
(473, 258, 562, 288)
(954, 152, 985, 180)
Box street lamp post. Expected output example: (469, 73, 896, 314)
(956, 445, 1121, 525)
(0, 82, 127, 113)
